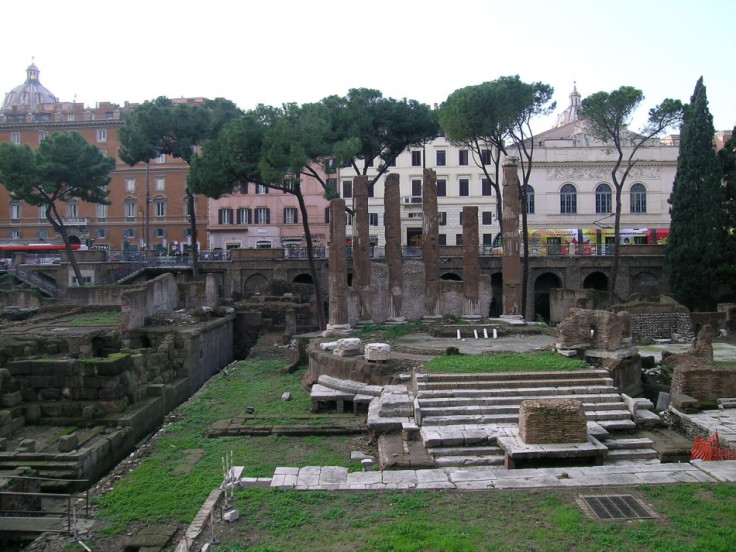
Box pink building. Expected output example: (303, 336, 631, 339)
(207, 167, 333, 251)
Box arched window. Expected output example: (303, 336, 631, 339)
(560, 184, 577, 214)
(523, 185, 535, 214)
(595, 183, 612, 214)
(630, 183, 647, 213)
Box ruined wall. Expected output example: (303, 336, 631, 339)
(671, 365, 736, 404)
(550, 289, 609, 324)
(120, 273, 179, 331)
(179, 280, 208, 309)
(345, 261, 491, 324)
(0, 289, 42, 309)
(64, 285, 123, 307)
(176, 316, 234, 392)
(630, 313, 694, 341)
(304, 344, 401, 388)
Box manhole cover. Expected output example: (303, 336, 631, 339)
(578, 495, 657, 521)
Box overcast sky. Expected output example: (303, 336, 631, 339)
(1, 0, 733, 134)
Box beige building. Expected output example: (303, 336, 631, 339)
(338, 85, 679, 253)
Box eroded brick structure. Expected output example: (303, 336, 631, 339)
(325, 199, 350, 335)
(384, 174, 405, 323)
(422, 168, 440, 319)
(462, 205, 480, 319)
(519, 399, 588, 444)
(353, 176, 372, 324)
(501, 161, 521, 316)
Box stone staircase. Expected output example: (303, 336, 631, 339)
(414, 370, 659, 467)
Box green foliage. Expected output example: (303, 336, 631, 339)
(666, 78, 725, 310)
(425, 351, 588, 373)
(65, 311, 121, 326)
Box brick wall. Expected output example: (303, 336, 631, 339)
(671, 365, 736, 403)
(519, 399, 588, 444)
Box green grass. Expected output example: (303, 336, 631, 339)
(64, 311, 121, 326)
(91, 338, 736, 551)
(225, 485, 736, 551)
(425, 351, 588, 373)
(94, 359, 354, 524)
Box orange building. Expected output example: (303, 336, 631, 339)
(0, 63, 206, 254)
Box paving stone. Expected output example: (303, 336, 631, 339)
(320, 466, 349, 485)
(381, 470, 418, 486)
(347, 471, 383, 485)
(692, 460, 736, 482)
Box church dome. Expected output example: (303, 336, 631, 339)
(555, 83, 581, 128)
(2, 62, 59, 112)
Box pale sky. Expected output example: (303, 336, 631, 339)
(1, 0, 733, 134)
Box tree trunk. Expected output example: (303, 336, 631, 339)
(47, 204, 85, 287)
(295, 190, 326, 330)
(609, 187, 623, 304)
(187, 190, 199, 280)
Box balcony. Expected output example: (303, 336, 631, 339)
(402, 196, 422, 205)
(63, 217, 90, 226)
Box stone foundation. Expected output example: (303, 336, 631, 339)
(518, 399, 588, 444)
(671, 365, 736, 407)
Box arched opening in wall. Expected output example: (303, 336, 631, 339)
(68, 235, 81, 245)
(90, 336, 107, 358)
(534, 272, 563, 323)
(293, 273, 313, 284)
(440, 272, 462, 281)
(244, 273, 269, 295)
(631, 271, 660, 299)
(490, 272, 503, 317)
(583, 272, 609, 291)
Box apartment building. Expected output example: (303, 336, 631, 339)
(0, 63, 205, 254)
(337, 86, 679, 250)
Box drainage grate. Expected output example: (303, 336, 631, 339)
(578, 495, 657, 521)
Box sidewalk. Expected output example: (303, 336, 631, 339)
(267, 461, 736, 491)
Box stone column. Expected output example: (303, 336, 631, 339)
(422, 168, 441, 320)
(384, 173, 405, 324)
(353, 175, 372, 326)
(501, 160, 522, 319)
(462, 205, 481, 320)
(324, 198, 350, 336)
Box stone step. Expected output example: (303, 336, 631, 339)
(422, 370, 609, 382)
(418, 378, 613, 391)
(587, 410, 634, 422)
(416, 385, 618, 399)
(606, 448, 659, 461)
(433, 455, 505, 468)
(597, 419, 638, 431)
(602, 438, 655, 450)
(417, 393, 624, 408)
(427, 445, 504, 457)
(422, 413, 520, 426)
(419, 401, 628, 419)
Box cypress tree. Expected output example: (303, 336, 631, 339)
(666, 77, 725, 310)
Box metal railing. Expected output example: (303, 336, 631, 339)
(12, 265, 60, 297)
(0, 475, 89, 536)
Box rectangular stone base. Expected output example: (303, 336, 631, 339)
(497, 431, 607, 469)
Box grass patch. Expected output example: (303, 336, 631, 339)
(94, 359, 353, 524)
(64, 311, 121, 326)
(425, 351, 588, 373)
(221, 485, 736, 551)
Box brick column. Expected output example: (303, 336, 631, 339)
(324, 198, 350, 336)
(422, 168, 441, 320)
(384, 173, 405, 324)
(353, 175, 372, 325)
(502, 160, 522, 318)
(462, 205, 481, 320)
